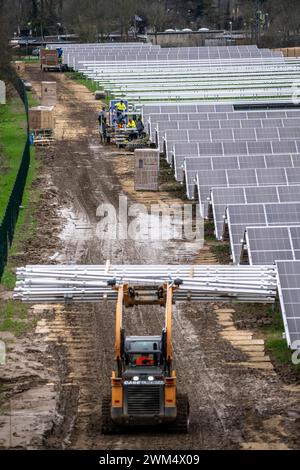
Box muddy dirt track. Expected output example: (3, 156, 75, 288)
(1, 64, 300, 450)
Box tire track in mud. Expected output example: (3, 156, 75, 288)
(21, 67, 203, 449)
(19, 65, 300, 451)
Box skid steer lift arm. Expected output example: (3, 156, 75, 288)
(115, 284, 124, 376)
(112, 280, 180, 372)
(165, 283, 173, 369)
(106, 279, 187, 431)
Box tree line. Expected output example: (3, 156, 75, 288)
(1, 0, 300, 70)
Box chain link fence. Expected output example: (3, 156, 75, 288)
(0, 74, 30, 280)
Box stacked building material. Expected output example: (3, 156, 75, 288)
(29, 106, 55, 131)
(13, 61, 26, 74)
(14, 264, 277, 304)
(134, 149, 160, 191)
(41, 82, 57, 106)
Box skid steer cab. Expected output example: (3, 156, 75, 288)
(101, 281, 190, 434)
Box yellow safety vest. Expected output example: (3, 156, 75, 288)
(127, 120, 136, 128)
(116, 102, 126, 112)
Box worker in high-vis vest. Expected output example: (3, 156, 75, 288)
(127, 118, 137, 141)
(115, 100, 127, 113)
(114, 100, 127, 127)
(127, 118, 136, 128)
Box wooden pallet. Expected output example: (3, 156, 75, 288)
(34, 138, 55, 147)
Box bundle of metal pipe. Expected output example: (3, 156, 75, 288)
(14, 264, 277, 304)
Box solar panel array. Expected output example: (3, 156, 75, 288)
(170, 137, 300, 180)
(146, 104, 300, 337)
(53, 43, 276, 67)
(153, 110, 300, 170)
(276, 261, 300, 347)
(242, 226, 300, 265)
(58, 42, 300, 104)
(189, 163, 300, 207)
(154, 114, 300, 152)
(80, 59, 299, 104)
(57, 42, 300, 347)
(225, 202, 300, 264)
(210, 185, 300, 240)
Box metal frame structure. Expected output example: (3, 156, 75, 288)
(14, 263, 300, 349)
(14, 264, 277, 304)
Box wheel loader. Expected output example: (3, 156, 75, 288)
(101, 280, 190, 433)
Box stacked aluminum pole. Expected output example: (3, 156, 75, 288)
(14, 264, 277, 304)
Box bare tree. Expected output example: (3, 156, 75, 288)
(3, 0, 300, 46)
(61, 0, 113, 41)
(266, 0, 300, 41)
(141, 0, 171, 33)
(0, 0, 12, 78)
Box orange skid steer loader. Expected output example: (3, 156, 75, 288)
(101, 279, 190, 433)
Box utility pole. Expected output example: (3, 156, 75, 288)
(256, 0, 261, 45)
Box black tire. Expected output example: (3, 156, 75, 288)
(171, 394, 190, 433)
(101, 395, 119, 434)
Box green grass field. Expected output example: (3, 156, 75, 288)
(1, 145, 39, 290)
(263, 306, 300, 374)
(13, 56, 39, 63)
(65, 71, 99, 93)
(234, 302, 300, 377)
(66, 71, 113, 105)
(0, 299, 36, 337)
(0, 86, 39, 335)
(0, 86, 39, 291)
(0, 94, 27, 221)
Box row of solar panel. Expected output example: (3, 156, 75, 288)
(153, 111, 300, 124)
(155, 118, 300, 153)
(243, 226, 300, 265)
(193, 166, 300, 215)
(173, 140, 300, 182)
(52, 43, 259, 49)
(210, 184, 300, 240)
(79, 61, 286, 74)
(65, 49, 280, 64)
(73, 54, 282, 62)
(276, 260, 300, 347)
(147, 110, 300, 145)
(225, 202, 300, 263)
(79, 59, 289, 77)
(73, 53, 282, 65)
(165, 127, 300, 146)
